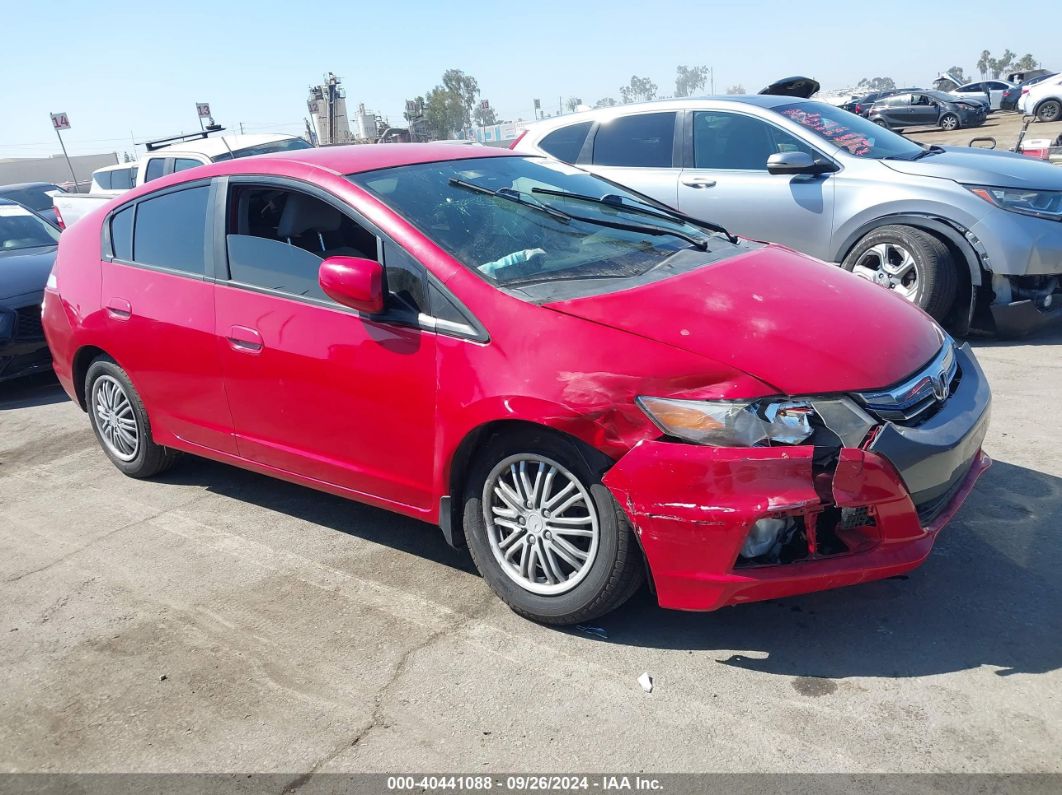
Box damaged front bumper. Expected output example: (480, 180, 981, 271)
(603, 345, 992, 612)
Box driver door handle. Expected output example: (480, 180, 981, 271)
(680, 176, 717, 188)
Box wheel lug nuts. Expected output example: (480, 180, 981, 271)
(518, 517, 525, 525)
(542, 510, 549, 518)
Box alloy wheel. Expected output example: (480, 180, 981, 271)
(940, 114, 959, 131)
(483, 454, 600, 596)
(851, 242, 920, 302)
(93, 374, 139, 461)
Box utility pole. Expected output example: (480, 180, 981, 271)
(49, 113, 79, 192)
(710, 67, 715, 95)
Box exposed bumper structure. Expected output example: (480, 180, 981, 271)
(603, 345, 992, 612)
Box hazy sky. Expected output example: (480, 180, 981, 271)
(2, 0, 1058, 159)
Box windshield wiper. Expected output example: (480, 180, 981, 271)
(912, 144, 946, 160)
(451, 178, 708, 251)
(530, 187, 738, 243)
(449, 178, 572, 222)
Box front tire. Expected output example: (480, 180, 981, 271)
(85, 357, 176, 478)
(1035, 99, 1061, 123)
(462, 430, 643, 625)
(841, 225, 958, 320)
(940, 113, 960, 131)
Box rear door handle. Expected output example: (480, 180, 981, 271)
(680, 176, 717, 188)
(227, 325, 263, 353)
(105, 297, 132, 319)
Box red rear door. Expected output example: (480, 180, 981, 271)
(99, 182, 236, 454)
(213, 180, 438, 514)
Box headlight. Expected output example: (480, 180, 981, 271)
(637, 396, 876, 448)
(967, 185, 1062, 221)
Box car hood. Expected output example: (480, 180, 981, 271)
(544, 246, 942, 395)
(881, 146, 1062, 188)
(0, 246, 56, 301)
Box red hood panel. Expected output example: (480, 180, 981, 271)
(546, 247, 943, 395)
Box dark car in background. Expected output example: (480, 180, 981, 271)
(0, 198, 60, 382)
(868, 90, 987, 132)
(0, 182, 67, 225)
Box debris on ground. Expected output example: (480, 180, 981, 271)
(576, 624, 608, 639)
(638, 672, 653, 693)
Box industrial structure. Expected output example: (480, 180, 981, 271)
(306, 73, 354, 146)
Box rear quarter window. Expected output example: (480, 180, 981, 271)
(538, 122, 592, 163)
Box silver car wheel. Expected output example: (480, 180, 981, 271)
(940, 114, 959, 131)
(93, 374, 139, 462)
(483, 454, 600, 596)
(852, 242, 920, 302)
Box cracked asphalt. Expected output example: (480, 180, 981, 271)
(1, 331, 1060, 775)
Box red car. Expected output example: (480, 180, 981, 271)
(42, 145, 991, 624)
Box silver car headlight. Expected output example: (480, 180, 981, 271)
(636, 396, 875, 448)
(967, 185, 1062, 221)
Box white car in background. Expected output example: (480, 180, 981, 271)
(53, 131, 312, 228)
(1019, 74, 1062, 122)
(949, 80, 1014, 111)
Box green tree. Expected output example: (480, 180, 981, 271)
(945, 66, 970, 84)
(620, 75, 658, 104)
(988, 49, 1015, 79)
(977, 50, 991, 79)
(565, 97, 583, 113)
(857, 76, 896, 91)
(725, 84, 746, 95)
(594, 97, 618, 108)
(473, 101, 498, 127)
(421, 69, 482, 139)
(675, 65, 710, 98)
(1013, 53, 1039, 72)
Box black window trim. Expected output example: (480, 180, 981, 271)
(680, 107, 840, 173)
(213, 174, 488, 343)
(100, 179, 215, 281)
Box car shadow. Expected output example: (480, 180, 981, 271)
(590, 458, 1062, 679)
(969, 326, 1062, 349)
(154, 455, 476, 575)
(0, 373, 69, 411)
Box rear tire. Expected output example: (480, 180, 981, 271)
(841, 225, 958, 320)
(1035, 99, 1061, 123)
(940, 113, 960, 131)
(462, 429, 643, 625)
(85, 357, 177, 478)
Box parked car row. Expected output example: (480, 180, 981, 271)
(512, 87, 1062, 336)
(7, 78, 1059, 625)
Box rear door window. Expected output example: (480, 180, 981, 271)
(538, 122, 592, 163)
(592, 112, 676, 168)
(144, 158, 166, 183)
(132, 186, 209, 274)
(173, 158, 202, 173)
(111, 168, 135, 190)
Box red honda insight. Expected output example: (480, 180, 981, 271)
(42, 144, 991, 624)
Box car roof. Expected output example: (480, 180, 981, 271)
(519, 95, 822, 135)
(230, 142, 520, 173)
(93, 162, 136, 174)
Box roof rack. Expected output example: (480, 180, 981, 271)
(141, 125, 226, 152)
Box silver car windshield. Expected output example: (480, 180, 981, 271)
(773, 102, 924, 160)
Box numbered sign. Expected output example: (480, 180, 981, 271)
(196, 102, 211, 119)
(50, 112, 71, 131)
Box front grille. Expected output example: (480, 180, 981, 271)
(14, 305, 44, 341)
(854, 344, 959, 427)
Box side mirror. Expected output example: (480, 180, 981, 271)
(319, 256, 385, 314)
(766, 151, 835, 176)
